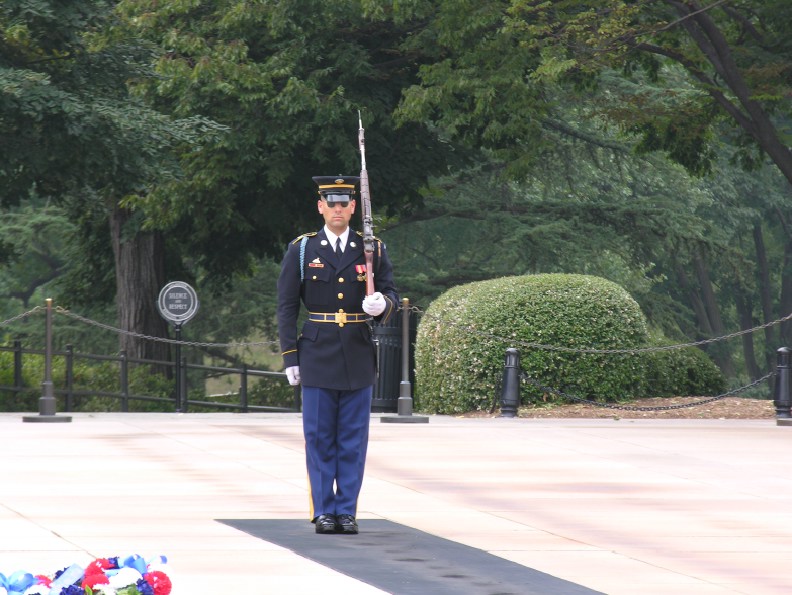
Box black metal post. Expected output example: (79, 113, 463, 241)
(180, 355, 188, 412)
(23, 299, 71, 423)
(174, 323, 182, 412)
(499, 348, 521, 418)
(40, 297, 55, 415)
(65, 344, 74, 412)
(773, 347, 791, 422)
(240, 364, 248, 412)
(397, 298, 414, 416)
(120, 350, 129, 412)
(13, 339, 22, 393)
(381, 298, 428, 424)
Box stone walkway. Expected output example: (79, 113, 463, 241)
(2, 412, 791, 594)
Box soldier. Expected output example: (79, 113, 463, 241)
(277, 175, 398, 534)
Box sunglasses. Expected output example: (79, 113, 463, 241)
(324, 194, 352, 208)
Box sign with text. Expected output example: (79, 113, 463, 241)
(157, 281, 199, 325)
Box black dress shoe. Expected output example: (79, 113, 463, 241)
(336, 514, 358, 534)
(314, 514, 337, 534)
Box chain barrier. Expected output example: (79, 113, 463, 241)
(418, 308, 792, 355)
(52, 307, 280, 348)
(412, 302, 783, 411)
(0, 306, 45, 328)
(0, 302, 785, 413)
(2, 304, 423, 349)
(520, 371, 775, 412)
(2, 302, 788, 357)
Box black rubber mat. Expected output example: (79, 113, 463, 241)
(219, 519, 604, 595)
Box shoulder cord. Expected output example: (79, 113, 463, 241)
(299, 236, 308, 281)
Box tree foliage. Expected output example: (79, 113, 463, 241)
(386, 0, 792, 381)
(396, 0, 792, 182)
(1, 0, 224, 361)
(0, 1, 217, 202)
(3, 0, 790, 391)
(114, 0, 466, 281)
(0, 200, 74, 309)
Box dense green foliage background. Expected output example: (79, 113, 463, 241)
(3, 1, 792, 406)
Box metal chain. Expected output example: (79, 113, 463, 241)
(4, 302, 791, 358)
(4, 301, 779, 414)
(395, 303, 423, 314)
(53, 307, 279, 348)
(418, 309, 792, 355)
(414, 302, 777, 412)
(0, 306, 45, 327)
(520, 371, 775, 412)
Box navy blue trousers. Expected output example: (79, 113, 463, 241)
(301, 385, 372, 520)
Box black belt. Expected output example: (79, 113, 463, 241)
(308, 311, 368, 327)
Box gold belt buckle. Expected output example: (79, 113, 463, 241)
(334, 310, 347, 327)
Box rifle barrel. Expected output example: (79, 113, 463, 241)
(358, 112, 375, 295)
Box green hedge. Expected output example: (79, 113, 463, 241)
(414, 274, 724, 414)
(642, 331, 726, 397)
(0, 348, 174, 412)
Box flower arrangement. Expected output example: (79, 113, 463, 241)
(0, 554, 171, 595)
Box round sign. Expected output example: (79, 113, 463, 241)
(158, 281, 199, 325)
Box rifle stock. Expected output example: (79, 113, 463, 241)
(358, 112, 375, 295)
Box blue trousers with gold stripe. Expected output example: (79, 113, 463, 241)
(301, 386, 372, 520)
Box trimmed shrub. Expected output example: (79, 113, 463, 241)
(642, 332, 727, 397)
(414, 274, 723, 414)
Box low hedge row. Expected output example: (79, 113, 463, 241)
(414, 274, 724, 414)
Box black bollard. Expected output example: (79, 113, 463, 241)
(397, 297, 414, 417)
(773, 347, 791, 421)
(381, 298, 428, 424)
(499, 348, 520, 418)
(23, 298, 72, 423)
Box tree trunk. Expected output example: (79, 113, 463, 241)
(692, 250, 736, 377)
(675, 263, 713, 336)
(753, 222, 776, 370)
(109, 203, 170, 363)
(780, 238, 792, 348)
(734, 287, 761, 379)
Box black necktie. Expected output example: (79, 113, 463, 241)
(335, 237, 342, 260)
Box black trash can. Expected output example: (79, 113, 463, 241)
(372, 310, 416, 412)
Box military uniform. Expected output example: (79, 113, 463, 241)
(276, 175, 398, 531)
(277, 228, 398, 389)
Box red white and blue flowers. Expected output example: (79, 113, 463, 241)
(0, 554, 171, 595)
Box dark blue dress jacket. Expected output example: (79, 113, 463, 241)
(277, 228, 398, 390)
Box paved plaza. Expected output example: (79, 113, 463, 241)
(2, 412, 791, 594)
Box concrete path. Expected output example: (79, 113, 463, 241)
(2, 412, 790, 594)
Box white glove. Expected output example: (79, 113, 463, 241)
(362, 292, 386, 316)
(285, 366, 301, 386)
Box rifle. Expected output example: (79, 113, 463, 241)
(357, 111, 375, 296)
